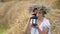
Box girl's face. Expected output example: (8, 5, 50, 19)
(35, 10, 43, 18)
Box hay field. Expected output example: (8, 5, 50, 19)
(0, 0, 60, 34)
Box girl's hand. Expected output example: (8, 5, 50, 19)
(31, 25, 39, 29)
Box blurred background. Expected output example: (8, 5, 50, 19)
(0, 0, 60, 34)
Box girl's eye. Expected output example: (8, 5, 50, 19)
(39, 12, 42, 14)
(37, 12, 42, 14)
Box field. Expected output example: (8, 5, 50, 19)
(0, 0, 60, 34)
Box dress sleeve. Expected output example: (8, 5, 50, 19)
(43, 20, 51, 29)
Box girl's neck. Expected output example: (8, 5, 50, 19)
(37, 17, 43, 25)
(38, 17, 43, 21)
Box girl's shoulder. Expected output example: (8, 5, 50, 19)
(43, 18, 51, 26)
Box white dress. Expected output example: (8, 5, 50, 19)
(30, 18, 51, 34)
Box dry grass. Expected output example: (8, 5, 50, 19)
(0, 0, 60, 34)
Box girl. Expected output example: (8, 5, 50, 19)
(24, 6, 51, 34)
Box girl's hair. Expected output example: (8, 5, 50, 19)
(33, 8, 38, 12)
(33, 7, 47, 17)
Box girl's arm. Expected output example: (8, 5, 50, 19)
(37, 27, 49, 34)
(31, 25, 49, 34)
(24, 19, 31, 34)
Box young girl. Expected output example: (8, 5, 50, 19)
(24, 6, 51, 34)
